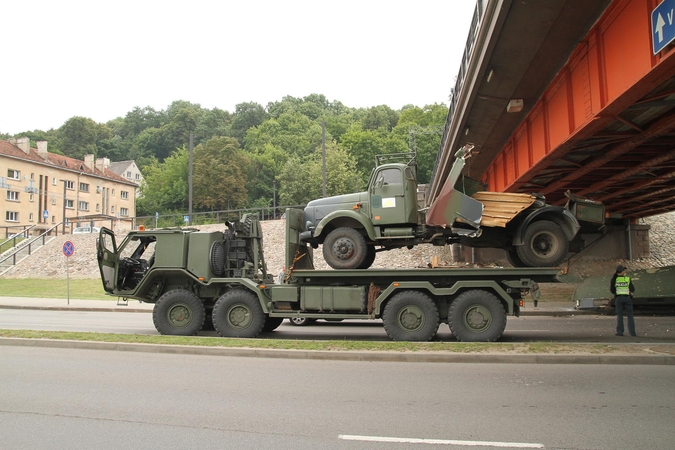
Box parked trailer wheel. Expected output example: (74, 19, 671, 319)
(382, 291, 439, 341)
(152, 289, 205, 336)
(516, 220, 568, 267)
(448, 290, 506, 342)
(288, 317, 316, 326)
(323, 227, 367, 270)
(212, 290, 265, 338)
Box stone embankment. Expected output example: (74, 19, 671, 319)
(3, 213, 675, 302)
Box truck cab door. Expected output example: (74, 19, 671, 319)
(97, 228, 119, 293)
(370, 166, 416, 226)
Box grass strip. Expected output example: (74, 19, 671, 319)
(0, 329, 645, 354)
(0, 279, 109, 300)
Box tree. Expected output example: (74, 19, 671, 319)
(340, 123, 407, 183)
(230, 102, 269, 146)
(136, 148, 189, 215)
(58, 116, 112, 160)
(278, 141, 358, 205)
(193, 137, 249, 210)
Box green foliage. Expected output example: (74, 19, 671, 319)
(278, 141, 358, 205)
(7, 94, 452, 215)
(136, 148, 189, 215)
(58, 116, 113, 159)
(193, 136, 249, 210)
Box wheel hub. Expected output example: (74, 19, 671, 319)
(533, 232, 557, 256)
(168, 304, 192, 327)
(333, 238, 355, 261)
(398, 306, 424, 332)
(228, 304, 252, 328)
(464, 305, 492, 332)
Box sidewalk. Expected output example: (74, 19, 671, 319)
(0, 296, 587, 315)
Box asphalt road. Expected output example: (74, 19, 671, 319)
(1, 308, 675, 343)
(1, 346, 674, 450)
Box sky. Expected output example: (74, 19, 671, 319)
(2, 1, 477, 135)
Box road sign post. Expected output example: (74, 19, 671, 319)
(652, 0, 675, 54)
(63, 241, 74, 305)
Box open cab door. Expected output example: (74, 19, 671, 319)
(97, 227, 119, 293)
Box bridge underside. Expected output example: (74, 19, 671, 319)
(435, 0, 675, 221)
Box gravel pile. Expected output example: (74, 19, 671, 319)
(3, 213, 675, 282)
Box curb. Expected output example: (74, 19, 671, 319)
(1, 337, 673, 365)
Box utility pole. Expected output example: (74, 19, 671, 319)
(188, 133, 193, 225)
(273, 179, 276, 218)
(322, 121, 326, 198)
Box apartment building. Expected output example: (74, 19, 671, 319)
(1, 137, 138, 232)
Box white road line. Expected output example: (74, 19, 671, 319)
(338, 434, 544, 448)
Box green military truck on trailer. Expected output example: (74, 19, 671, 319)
(300, 145, 605, 270)
(96, 209, 559, 342)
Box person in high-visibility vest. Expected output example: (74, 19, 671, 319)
(610, 265, 636, 337)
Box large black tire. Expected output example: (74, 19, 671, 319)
(323, 227, 367, 270)
(212, 290, 265, 338)
(448, 290, 506, 342)
(382, 291, 439, 341)
(506, 249, 527, 267)
(516, 220, 568, 267)
(262, 317, 284, 332)
(358, 245, 377, 269)
(152, 289, 205, 336)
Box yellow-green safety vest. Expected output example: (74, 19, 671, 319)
(615, 276, 631, 296)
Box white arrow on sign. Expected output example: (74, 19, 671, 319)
(656, 13, 666, 42)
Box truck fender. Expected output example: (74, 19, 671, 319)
(314, 210, 377, 241)
(511, 206, 580, 246)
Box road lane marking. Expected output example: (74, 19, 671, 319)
(338, 434, 544, 448)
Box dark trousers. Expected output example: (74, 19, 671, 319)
(615, 295, 636, 336)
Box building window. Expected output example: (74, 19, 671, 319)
(135, 173, 140, 180)
(126, 171, 132, 178)
(79, 201, 89, 211)
(53, 177, 57, 186)
(96, 203, 100, 212)
(30, 173, 35, 181)
(120, 207, 129, 217)
(111, 189, 115, 196)
(65, 199, 74, 209)
(121, 191, 129, 200)
(6, 211, 19, 222)
(79, 182, 90, 192)
(65, 180, 74, 190)
(7, 169, 20, 180)
(6, 191, 19, 201)
(111, 206, 115, 214)
(29, 194, 35, 202)
(29, 213, 34, 222)
(52, 216, 56, 224)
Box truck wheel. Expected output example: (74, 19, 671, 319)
(213, 290, 265, 338)
(152, 289, 205, 336)
(506, 249, 527, 267)
(448, 290, 506, 342)
(358, 245, 377, 269)
(382, 291, 439, 341)
(288, 317, 316, 326)
(323, 227, 367, 270)
(516, 220, 568, 267)
(262, 317, 284, 332)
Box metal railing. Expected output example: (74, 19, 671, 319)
(0, 225, 36, 251)
(430, 0, 487, 193)
(0, 223, 62, 267)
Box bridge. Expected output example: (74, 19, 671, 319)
(431, 0, 675, 226)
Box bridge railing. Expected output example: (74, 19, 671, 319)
(431, 0, 487, 192)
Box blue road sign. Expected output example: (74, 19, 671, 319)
(63, 241, 75, 258)
(652, 0, 675, 54)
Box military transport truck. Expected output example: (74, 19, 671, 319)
(300, 145, 604, 270)
(96, 209, 559, 342)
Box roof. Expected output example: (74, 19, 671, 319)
(0, 140, 136, 187)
